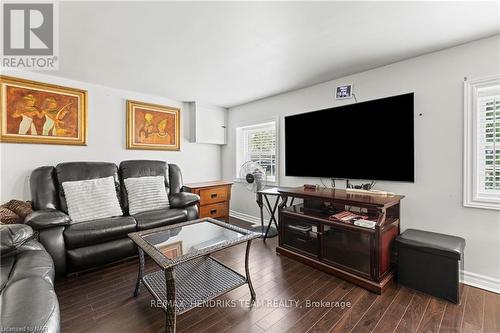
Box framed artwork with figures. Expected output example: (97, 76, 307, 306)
(126, 100, 180, 151)
(0, 76, 87, 145)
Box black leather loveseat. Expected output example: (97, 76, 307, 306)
(0, 224, 60, 333)
(25, 160, 199, 277)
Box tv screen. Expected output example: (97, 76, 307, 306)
(285, 93, 414, 182)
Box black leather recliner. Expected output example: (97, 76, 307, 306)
(0, 224, 60, 333)
(25, 160, 199, 277)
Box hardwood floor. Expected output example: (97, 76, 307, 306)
(56, 220, 500, 333)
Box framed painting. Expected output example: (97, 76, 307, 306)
(126, 100, 180, 151)
(157, 241, 183, 259)
(0, 75, 87, 145)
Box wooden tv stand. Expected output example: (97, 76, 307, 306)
(277, 187, 404, 294)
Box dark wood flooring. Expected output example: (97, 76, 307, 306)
(56, 219, 500, 333)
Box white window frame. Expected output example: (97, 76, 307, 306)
(463, 75, 500, 210)
(235, 119, 279, 185)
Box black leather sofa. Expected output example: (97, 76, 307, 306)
(1, 224, 60, 333)
(25, 160, 200, 277)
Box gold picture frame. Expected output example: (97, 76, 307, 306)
(157, 241, 183, 259)
(126, 100, 180, 151)
(0, 75, 87, 145)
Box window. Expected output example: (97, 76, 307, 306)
(236, 121, 277, 183)
(464, 76, 500, 210)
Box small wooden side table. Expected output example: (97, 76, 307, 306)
(184, 181, 233, 222)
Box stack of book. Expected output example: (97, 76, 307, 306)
(329, 211, 368, 224)
(329, 210, 377, 229)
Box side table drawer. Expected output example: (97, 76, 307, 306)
(199, 186, 228, 205)
(200, 202, 228, 219)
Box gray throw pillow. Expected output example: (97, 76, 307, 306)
(124, 176, 169, 215)
(62, 176, 123, 223)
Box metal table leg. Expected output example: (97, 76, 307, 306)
(134, 248, 145, 297)
(250, 192, 277, 238)
(245, 240, 256, 302)
(257, 192, 264, 230)
(263, 195, 280, 239)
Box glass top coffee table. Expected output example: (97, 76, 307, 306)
(128, 218, 260, 333)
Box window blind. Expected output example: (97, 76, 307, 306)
(477, 95, 500, 194)
(236, 122, 277, 182)
(245, 125, 276, 180)
(463, 76, 500, 210)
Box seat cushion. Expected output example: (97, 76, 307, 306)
(8, 245, 55, 285)
(133, 208, 187, 230)
(1, 238, 53, 290)
(64, 216, 137, 249)
(0, 277, 60, 333)
(67, 238, 137, 273)
(0, 256, 15, 291)
(396, 228, 466, 260)
(1, 235, 59, 333)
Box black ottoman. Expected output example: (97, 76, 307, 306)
(395, 229, 466, 304)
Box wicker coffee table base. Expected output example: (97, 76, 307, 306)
(134, 240, 256, 333)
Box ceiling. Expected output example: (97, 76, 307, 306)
(50, 1, 499, 108)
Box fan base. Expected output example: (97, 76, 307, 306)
(249, 225, 278, 238)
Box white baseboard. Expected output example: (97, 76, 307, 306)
(229, 210, 261, 225)
(463, 270, 500, 294)
(229, 209, 500, 295)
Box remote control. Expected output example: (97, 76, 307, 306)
(353, 219, 376, 229)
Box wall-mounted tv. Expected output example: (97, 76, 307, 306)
(284, 93, 414, 182)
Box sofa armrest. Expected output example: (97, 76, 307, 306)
(169, 192, 200, 208)
(25, 209, 71, 230)
(0, 224, 34, 254)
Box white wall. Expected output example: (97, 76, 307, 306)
(222, 36, 500, 290)
(0, 70, 222, 201)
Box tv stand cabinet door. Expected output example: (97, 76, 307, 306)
(280, 215, 320, 259)
(320, 225, 373, 279)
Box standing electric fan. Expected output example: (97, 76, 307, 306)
(240, 161, 267, 193)
(239, 161, 277, 237)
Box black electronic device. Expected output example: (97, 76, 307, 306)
(284, 93, 414, 182)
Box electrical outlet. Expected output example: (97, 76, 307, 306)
(346, 205, 361, 213)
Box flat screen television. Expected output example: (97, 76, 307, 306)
(284, 93, 414, 182)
